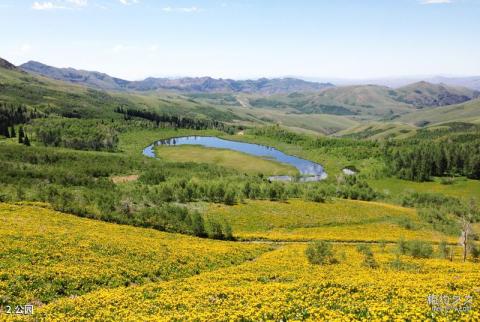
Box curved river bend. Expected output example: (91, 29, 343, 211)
(143, 136, 327, 182)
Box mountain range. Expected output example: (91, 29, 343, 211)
(1, 56, 480, 135)
(20, 61, 333, 94)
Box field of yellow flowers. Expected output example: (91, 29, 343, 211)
(204, 199, 455, 242)
(0, 202, 271, 306)
(32, 244, 479, 321)
(1, 201, 478, 321)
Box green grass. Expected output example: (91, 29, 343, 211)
(223, 132, 384, 182)
(369, 177, 480, 200)
(336, 122, 418, 140)
(155, 145, 298, 176)
(398, 98, 480, 125)
(118, 128, 224, 155)
(202, 199, 453, 242)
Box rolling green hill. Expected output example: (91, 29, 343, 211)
(395, 81, 479, 107)
(0, 58, 243, 122)
(398, 98, 480, 126)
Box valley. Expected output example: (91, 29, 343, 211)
(1, 55, 480, 321)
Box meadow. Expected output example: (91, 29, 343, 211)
(0, 202, 271, 306)
(29, 244, 480, 321)
(203, 199, 456, 243)
(154, 145, 298, 176)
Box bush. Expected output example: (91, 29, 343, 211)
(397, 239, 433, 258)
(190, 212, 207, 238)
(305, 241, 338, 265)
(438, 240, 450, 259)
(389, 254, 421, 271)
(471, 244, 480, 262)
(356, 244, 378, 268)
(397, 217, 417, 230)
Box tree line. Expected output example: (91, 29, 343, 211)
(0, 102, 41, 139)
(115, 106, 238, 134)
(385, 139, 480, 181)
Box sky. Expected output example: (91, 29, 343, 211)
(0, 0, 479, 80)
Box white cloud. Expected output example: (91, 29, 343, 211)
(20, 44, 32, 53)
(420, 0, 452, 4)
(148, 44, 160, 52)
(112, 44, 127, 53)
(162, 6, 201, 13)
(31, 0, 88, 10)
(66, 0, 88, 7)
(32, 2, 65, 10)
(119, 0, 139, 5)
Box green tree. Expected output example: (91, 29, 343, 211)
(18, 126, 25, 144)
(23, 134, 30, 146)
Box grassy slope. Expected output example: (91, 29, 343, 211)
(155, 145, 298, 176)
(0, 202, 271, 305)
(369, 177, 480, 200)
(335, 122, 418, 140)
(397, 98, 480, 125)
(117, 128, 224, 155)
(203, 199, 453, 242)
(230, 106, 360, 135)
(229, 133, 384, 182)
(35, 244, 480, 321)
(0, 66, 242, 121)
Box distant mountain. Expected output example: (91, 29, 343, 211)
(312, 76, 480, 91)
(20, 61, 129, 91)
(398, 98, 480, 126)
(426, 76, 480, 92)
(246, 82, 480, 118)
(126, 77, 334, 94)
(20, 61, 333, 94)
(0, 57, 21, 71)
(394, 81, 479, 108)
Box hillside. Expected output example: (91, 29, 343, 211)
(16, 59, 480, 126)
(1, 57, 242, 122)
(0, 202, 270, 304)
(246, 85, 413, 118)
(395, 81, 479, 107)
(20, 60, 128, 91)
(245, 82, 480, 119)
(0, 57, 20, 71)
(4, 202, 477, 321)
(20, 60, 333, 94)
(398, 98, 480, 126)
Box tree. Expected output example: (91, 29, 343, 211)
(23, 135, 31, 146)
(9, 126, 16, 138)
(18, 126, 25, 144)
(191, 212, 207, 238)
(459, 215, 473, 262)
(223, 186, 237, 205)
(208, 220, 225, 240)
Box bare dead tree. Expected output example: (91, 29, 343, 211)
(459, 218, 471, 262)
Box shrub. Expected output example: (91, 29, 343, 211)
(471, 244, 480, 262)
(356, 244, 378, 268)
(208, 220, 225, 240)
(398, 239, 433, 258)
(389, 254, 421, 271)
(438, 240, 450, 259)
(223, 187, 237, 205)
(190, 212, 207, 238)
(397, 217, 417, 230)
(305, 241, 338, 265)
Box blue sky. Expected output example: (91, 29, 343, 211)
(1, 0, 479, 80)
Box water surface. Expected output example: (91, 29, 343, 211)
(143, 136, 327, 181)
